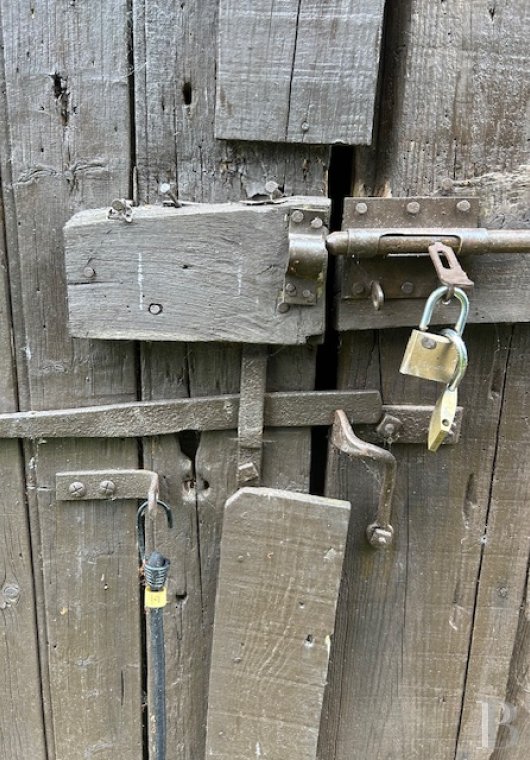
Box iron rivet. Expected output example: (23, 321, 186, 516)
(301, 121, 310, 132)
(265, 180, 279, 195)
(83, 266, 96, 279)
(285, 283, 297, 295)
(406, 201, 421, 215)
(277, 302, 290, 314)
(355, 202, 368, 215)
(384, 423, 396, 435)
(421, 336, 437, 350)
(351, 282, 365, 296)
(400, 281, 414, 295)
(456, 199, 471, 213)
(68, 481, 87, 498)
(441, 177, 453, 192)
(98, 480, 116, 497)
(148, 303, 163, 315)
(302, 289, 312, 299)
(310, 217, 323, 229)
(291, 210, 304, 224)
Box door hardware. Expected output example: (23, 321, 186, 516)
(428, 328, 469, 452)
(56, 469, 160, 508)
(331, 410, 396, 549)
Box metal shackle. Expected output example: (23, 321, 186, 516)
(440, 328, 468, 391)
(419, 285, 470, 336)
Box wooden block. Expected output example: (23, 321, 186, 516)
(64, 199, 329, 345)
(206, 487, 350, 760)
(215, 0, 386, 145)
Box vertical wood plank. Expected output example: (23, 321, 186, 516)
(133, 2, 330, 758)
(0, 168, 46, 758)
(0, 2, 141, 759)
(206, 488, 351, 760)
(322, 0, 530, 756)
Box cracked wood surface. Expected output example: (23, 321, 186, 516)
(215, 0, 386, 145)
(0, 3, 142, 759)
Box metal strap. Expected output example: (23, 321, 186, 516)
(237, 346, 268, 486)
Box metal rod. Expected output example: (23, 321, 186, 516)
(326, 228, 530, 258)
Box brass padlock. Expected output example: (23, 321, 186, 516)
(400, 286, 469, 384)
(428, 328, 468, 451)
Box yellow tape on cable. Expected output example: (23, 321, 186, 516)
(145, 587, 168, 609)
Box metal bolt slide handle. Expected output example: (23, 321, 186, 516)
(331, 410, 397, 549)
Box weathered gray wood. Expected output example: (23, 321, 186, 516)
(320, 326, 512, 760)
(455, 324, 530, 759)
(0, 156, 46, 757)
(0, 3, 142, 759)
(0, 389, 383, 438)
(64, 199, 329, 345)
(133, 1, 332, 757)
(206, 487, 350, 760)
(215, 0, 386, 145)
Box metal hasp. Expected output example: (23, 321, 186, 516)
(331, 410, 396, 549)
(279, 206, 328, 308)
(56, 469, 160, 507)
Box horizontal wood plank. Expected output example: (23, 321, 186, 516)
(64, 199, 329, 345)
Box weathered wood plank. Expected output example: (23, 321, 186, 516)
(455, 324, 530, 759)
(0, 164, 46, 757)
(0, 2, 141, 759)
(64, 199, 329, 345)
(320, 326, 512, 760)
(206, 487, 350, 760)
(133, 1, 331, 757)
(215, 0, 387, 145)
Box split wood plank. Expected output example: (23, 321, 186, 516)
(133, 2, 332, 758)
(0, 3, 142, 759)
(454, 324, 530, 760)
(206, 487, 350, 760)
(215, 0, 387, 145)
(0, 147, 46, 758)
(320, 326, 513, 760)
(64, 199, 329, 345)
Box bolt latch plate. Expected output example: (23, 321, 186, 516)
(280, 207, 328, 307)
(56, 469, 159, 502)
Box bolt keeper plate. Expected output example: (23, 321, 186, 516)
(56, 469, 159, 502)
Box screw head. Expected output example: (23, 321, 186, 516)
(83, 266, 96, 279)
(148, 303, 163, 315)
(421, 336, 437, 350)
(302, 289, 313, 299)
(351, 282, 366, 296)
(291, 210, 304, 224)
(68, 481, 87, 498)
(400, 281, 414, 295)
(406, 201, 421, 215)
(441, 177, 453, 192)
(98, 480, 116, 497)
(265, 180, 279, 195)
(301, 121, 310, 132)
(277, 302, 290, 314)
(310, 217, 323, 229)
(456, 199, 471, 213)
(355, 202, 368, 215)
(3, 585, 20, 601)
(285, 282, 297, 295)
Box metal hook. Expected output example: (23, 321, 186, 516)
(331, 410, 396, 549)
(137, 499, 173, 563)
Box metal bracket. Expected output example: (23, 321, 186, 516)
(280, 207, 328, 307)
(237, 346, 268, 486)
(56, 469, 159, 505)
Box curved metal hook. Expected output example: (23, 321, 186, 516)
(137, 499, 173, 563)
(332, 410, 396, 549)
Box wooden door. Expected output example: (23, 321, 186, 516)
(0, 2, 528, 760)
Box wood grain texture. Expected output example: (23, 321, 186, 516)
(133, 1, 331, 757)
(64, 199, 329, 345)
(320, 0, 530, 756)
(320, 326, 513, 760)
(455, 324, 530, 760)
(206, 487, 350, 760)
(0, 2, 141, 759)
(215, 0, 387, 145)
(0, 159, 46, 757)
